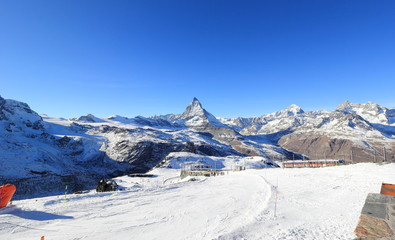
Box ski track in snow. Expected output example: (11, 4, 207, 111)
(1, 163, 394, 240)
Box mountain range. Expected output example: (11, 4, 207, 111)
(1, 95, 394, 198)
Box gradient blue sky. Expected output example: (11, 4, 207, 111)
(1, 0, 394, 118)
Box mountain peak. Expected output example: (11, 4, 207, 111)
(178, 98, 226, 128)
(285, 104, 304, 114)
(272, 104, 304, 117)
(192, 97, 200, 103)
(180, 97, 206, 119)
(336, 100, 352, 111)
(74, 114, 104, 123)
(336, 101, 385, 113)
(0, 98, 43, 130)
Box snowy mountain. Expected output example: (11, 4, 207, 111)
(336, 100, 394, 124)
(2, 163, 394, 240)
(219, 104, 307, 136)
(71, 114, 105, 123)
(0, 97, 134, 199)
(216, 100, 394, 163)
(178, 97, 226, 128)
(0, 95, 43, 131)
(1, 94, 395, 198)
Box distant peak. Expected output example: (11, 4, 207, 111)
(286, 104, 303, 111)
(281, 104, 304, 116)
(75, 113, 104, 123)
(336, 100, 352, 110)
(364, 101, 379, 107)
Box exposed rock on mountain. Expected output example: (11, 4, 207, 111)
(278, 110, 394, 162)
(0, 97, 44, 131)
(179, 97, 227, 129)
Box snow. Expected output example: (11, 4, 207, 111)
(161, 152, 276, 170)
(1, 163, 394, 240)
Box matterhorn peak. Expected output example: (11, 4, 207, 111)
(192, 97, 200, 103)
(180, 97, 207, 119)
(178, 98, 226, 128)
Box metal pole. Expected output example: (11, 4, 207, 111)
(351, 149, 354, 163)
(374, 149, 376, 163)
(274, 177, 278, 217)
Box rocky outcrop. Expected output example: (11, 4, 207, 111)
(0, 96, 44, 131)
(355, 193, 395, 239)
(278, 134, 385, 162)
(95, 125, 243, 173)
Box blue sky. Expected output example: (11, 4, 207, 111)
(1, 0, 394, 118)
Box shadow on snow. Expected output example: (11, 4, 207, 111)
(1, 207, 73, 221)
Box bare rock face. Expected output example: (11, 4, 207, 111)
(355, 214, 393, 239)
(355, 193, 395, 239)
(279, 133, 394, 162)
(276, 109, 395, 162)
(279, 134, 361, 161)
(0, 96, 44, 131)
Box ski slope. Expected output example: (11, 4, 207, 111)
(1, 163, 394, 240)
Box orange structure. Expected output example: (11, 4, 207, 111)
(0, 184, 16, 208)
(380, 183, 395, 197)
(282, 160, 345, 168)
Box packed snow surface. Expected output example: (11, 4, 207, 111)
(1, 163, 394, 240)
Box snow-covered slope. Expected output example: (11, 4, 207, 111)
(1, 163, 394, 240)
